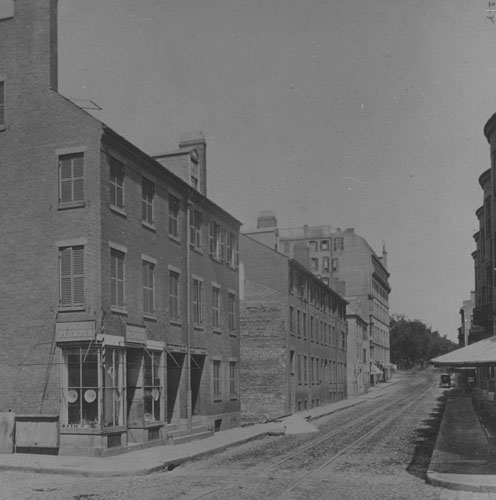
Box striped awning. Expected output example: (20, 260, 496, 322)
(431, 336, 496, 366)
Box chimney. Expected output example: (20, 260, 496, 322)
(179, 131, 207, 195)
(0, 0, 59, 92)
(256, 210, 278, 229)
(381, 241, 388, 268)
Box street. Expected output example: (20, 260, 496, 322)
(0, 370, 478, 500)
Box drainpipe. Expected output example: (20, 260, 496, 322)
(186, 190, 193, 434)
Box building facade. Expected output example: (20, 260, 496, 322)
(472, 164, 494, 341)
(274, 225, 392, 383)
(239, 235, 347, 423)
(0, 0, 240, 455)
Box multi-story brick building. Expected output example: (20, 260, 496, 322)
(472, 164, 493, 342)
(0, 0, 240, 455)
(246, 217, 392, 385)
(239, 234, 347, 423)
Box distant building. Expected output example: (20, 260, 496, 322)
(0, 0, 240, 455)
(472, 161, 494, 341)
(346, 298, 370, 396)
(239, 234, 348, 423)
(458, 291, 481, 347)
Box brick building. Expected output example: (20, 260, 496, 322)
(0, 0, 240, 455)
(471, 164, 493, 342)
(239, 234, 347, 423)
(245, 216, 392, 385)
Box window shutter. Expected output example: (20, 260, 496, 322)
(60, 248, 72, 306)
(59, 156, 73, 203)
(72, 247, 84, 306)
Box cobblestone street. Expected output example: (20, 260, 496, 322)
(0, 371, 486, 500)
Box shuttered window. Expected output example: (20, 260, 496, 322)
(60, 246, 84, 307)
(110, 249, 125, 309)
(0, 81, 4, 128)
(142, 261, 155, 315)
(59, 153, 84, 205)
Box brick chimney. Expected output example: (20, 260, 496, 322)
(0, 0, 59, 92)
(179, 131, 207, 196)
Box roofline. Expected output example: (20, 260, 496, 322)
(102, 126, 242, 227)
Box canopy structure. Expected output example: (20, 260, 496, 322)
(431, 336, 496, 367)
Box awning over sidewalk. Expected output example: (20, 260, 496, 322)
(370, 364, 382, 375)
(431, 336, 496, 366)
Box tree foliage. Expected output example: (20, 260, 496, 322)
(390, 314, 457, 369)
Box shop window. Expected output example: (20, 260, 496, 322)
(103, 348, 125, 428)
(144, 351, 162, 423)
(64, 347, 99, 428)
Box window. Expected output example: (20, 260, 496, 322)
(169, 195, 180, 238)
(109, 157, 124, 210)
(102, 348, 125, 428)
(228, 293, 236, 333)
(320, 240, 329, 251)
(213, 360, 221, 400)
(143, 351, 162, 423)
(65, 347, 98, 428)
(59, 246, 84, 308)
(229, 361, 238, 398)
(302, 312, 307, 339)
(333, 237, 344, 251)
(142, 261, 155, 315)
(304, 356, 308, 385)
(190, 210, 202, 248)
(59, 153, 84, 205)
(0, 80, 4, 129)
(212, 287, 220, 329)
(169, 271, 180, 322)
(209, 221, 221, 258)
(289, 306, 295, 334)
(297, 354, 302, 384)
(323, 257, 330, 272)
(193, 279, 203, 325)
(297, 310, 301, 337)
(311, 258, 319, 272)
(226, 232, 238, 267)
(142, 177, 154, 226)
(309, 241, 318, 252)
(110, 249, 125, 310)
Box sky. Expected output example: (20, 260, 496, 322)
(57, 0, 496, 341)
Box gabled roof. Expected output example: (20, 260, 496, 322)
(431, 336, 496, 366)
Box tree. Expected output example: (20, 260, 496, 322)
(390, 314, 457, 370)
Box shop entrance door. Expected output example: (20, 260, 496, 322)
(166, 353, 184, 424)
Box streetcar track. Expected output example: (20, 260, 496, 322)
(181, 377, 435, 500)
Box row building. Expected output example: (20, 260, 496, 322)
(0, 0, 240, 455)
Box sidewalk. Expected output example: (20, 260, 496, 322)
(427, 388, 496, 492)
(0, 378, 399, 477)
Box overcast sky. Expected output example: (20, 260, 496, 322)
(58, 0, 496, 340)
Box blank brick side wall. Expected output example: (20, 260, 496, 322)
(240, 280, 287, 423)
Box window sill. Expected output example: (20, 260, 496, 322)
(58, 305, 86, 313)
(169, 235, 181, 245)
(193, 325, 204, 332)
(229, 396, 238, 401)
(212, 329, 222, 334)
(229, 332, 237, 337)
(110, 205, 127, 218)
(213, 398, 223, 403)
(170, 320, 182, 327)
(58, 201, 86, 211)
(190, 246, 204, 255)
(143, 313, 157, 322)
(142, 221, 156, 232)
(111, 307, 128, 316)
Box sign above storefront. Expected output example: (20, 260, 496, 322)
(56, 321, 96, 342)
(126, 325, 147, 344)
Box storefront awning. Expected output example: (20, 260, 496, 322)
(431, 336, 496, 367)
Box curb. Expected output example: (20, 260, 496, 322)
(0, 426, 283, 477)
